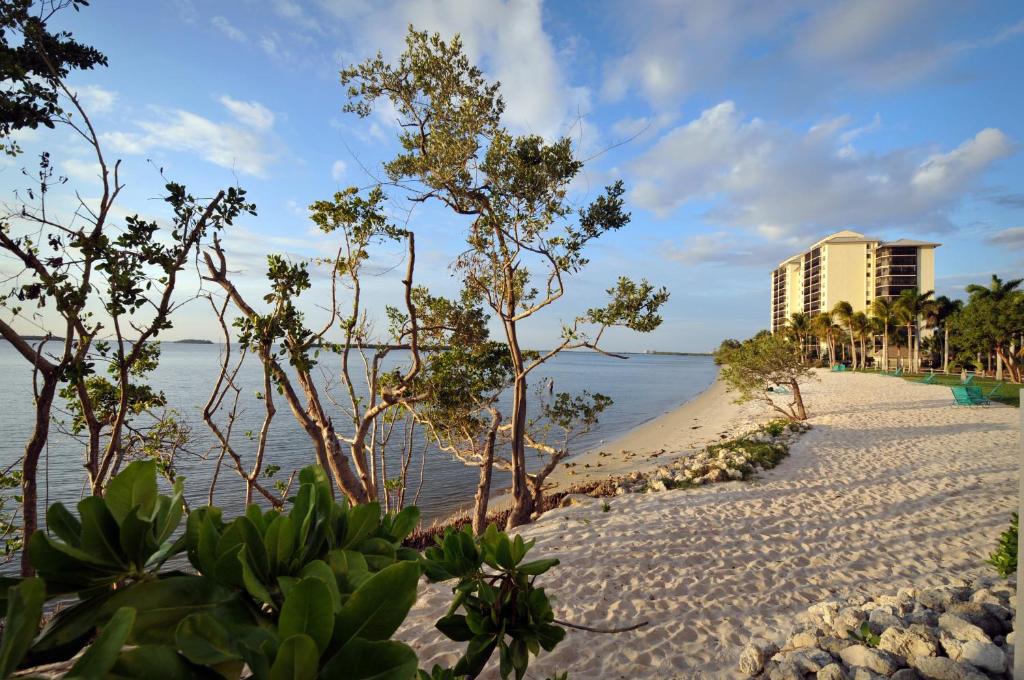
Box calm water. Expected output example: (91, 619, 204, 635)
(0, 344, 715, 523)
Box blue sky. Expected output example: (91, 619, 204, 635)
(3, 0, 1023, 351)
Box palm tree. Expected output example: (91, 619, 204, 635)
(849, 311, 871, 369)
(965, 275, 1023, 382)
(787, 311, 811, 364)
(925, 295, 962, 374)
(831, 301, 857, 369)
(811, 311, 838, 366)
(870, 297, 896, 371)
(896, 288, 936, 373)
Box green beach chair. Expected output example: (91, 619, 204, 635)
(913, 373, 937, 385)
(982, 383, 1004, 401)
(950, 385, 988, 406)
(961, 373, 975, 386)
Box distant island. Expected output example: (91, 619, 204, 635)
(173, 339, 214, 344)
(644, 350, 713, 356)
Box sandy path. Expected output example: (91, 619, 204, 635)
(400, 371, 1020, 679)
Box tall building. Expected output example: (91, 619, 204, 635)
(770, 230, 940, 333)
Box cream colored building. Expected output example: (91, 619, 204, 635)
(770, 230, 939, 334)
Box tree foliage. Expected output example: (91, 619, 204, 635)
(716, 333, 814, 420)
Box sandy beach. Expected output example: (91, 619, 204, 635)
(400, 370, 1020, 678)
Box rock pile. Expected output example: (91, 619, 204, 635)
(740, 575, 1017, 679)
(611, 420, 811, 495)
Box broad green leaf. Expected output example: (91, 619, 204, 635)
(175, 613, 241, 666)
(435, 614, 474, 642)
(384, 506, 420, 542)
(356, 537, 396, 571)
(517, 558, 559, 576)
(119, 506, 158, 569)
(69, 606, 135, 677)
(78, 496, 126, 568)
(239, 545, 274, 606)
(109, 645, 210, 680)
(342, 502, 380, 549)
(279, 578, 334, 653)
(0, 577, 45, 677)
(331, 561, 419, 650)
(29, 588, 117, 664)
(320, 638, 417, 680)
(105, 460, 158, 524)
(46, 503, 82, 547)
(298, 560, 341, 613)
(263, 513, 294, 574)
(98, 576, 242, 645)
(268, 634, 318, 680)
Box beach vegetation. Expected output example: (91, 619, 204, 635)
(950, 275, 1023, 383)
(1, 460, 566, 679)
(340, 28, 669, 528)
(716, 333, 813, 420)
(988, 512, 1018, 578)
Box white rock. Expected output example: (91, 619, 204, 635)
(838, 644, 903, 676)
(938, 613, 990, 643)
(738, 640, 778, 677)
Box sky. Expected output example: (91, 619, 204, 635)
(2, 0, 1023, 352)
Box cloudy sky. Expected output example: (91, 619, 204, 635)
(3, 0, 1023, 351)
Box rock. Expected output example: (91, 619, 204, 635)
(850, 669, 887, 680)
(769, 661, 803, 680)
(890, 670, 921, 680)
(649, 479, 668, 492)
(918, 587, 970, 613)
(944, 638, 1005, 674)
(938, 613, 990, 644)
(819, 636, 855, 656)
(910, 655, 984, 680)
(868, 607, 903, 634)
(945, 602, 1009, 638)
(739, 640, 778, 677)
(788, 630, 821, 649)
(834, 608, 868, 639)
(807, 601, 842, 630)
(817, 663, 848, 680)
(905, 607, 940, 628)
(969, 588, 1002, 606)
(838, 644, 904, 676)
(706, 468, 728, 483)
(878, 625, 939, 661)
(557, 494, 593, 508)
(786, 648, 834, 673)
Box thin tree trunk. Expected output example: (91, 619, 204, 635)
(21, 369, 59, 576)
(472, 411, 501, 535)
(789, 381, 807, 420)
(943, 327, 949, 374)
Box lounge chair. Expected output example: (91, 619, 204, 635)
(886, 367, 903, 378)
(961, 373, 975, 386)
(950, 385, 988, 406)
(769, 385, 790, 394)
(982, 383, 1004, 401)
(913, 373, 937, 385)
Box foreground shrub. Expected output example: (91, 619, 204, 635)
(988, 512, 1018, 578)
(0, 461, 565, 679)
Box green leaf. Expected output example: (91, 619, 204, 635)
(109, 645, 210, 680)
(264, 513, 295, 574)
(356, 537, 396, 571)
(105, 460, 158, 524)
(0, 577, 45, 677)
(331, 561, 419, 651)
(269, 634, 319, 680)
(46, 503, 82, 547)
(279, 578, 334, 653)
(517, 558, 559, 576)
(435, 614, 474, 642)
(342, 502, 381, 549)
(321, 638, 417, 680)
(68, 606, 135, 677)
(28, 588, 117, 665)
(78, 496, 126, 567)
(175, 613, 242, 666)
(298, 560, 342, 613)
(385, 506, 420, 542)
(119, 506, 158, 569)
(239, 545, 275, 607)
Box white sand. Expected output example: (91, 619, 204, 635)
(400, 371, 1020, 678)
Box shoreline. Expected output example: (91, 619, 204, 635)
(433, 373, 769, 526)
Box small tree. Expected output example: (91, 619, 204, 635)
(716, 333, 814, 420)
(341, 29, 669, 528)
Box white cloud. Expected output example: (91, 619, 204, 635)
(211, 16, 246, 42)
(986, 227, 1024, 249)
(630, 101, 1015, 239)
(73, 85, 117, 114)
(219, 95, 275, 131)
(331, 160, 346, 181)
(320, 0, 585, 140)
(101, 98, 278, 177)
(60, 158, 102, 182)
